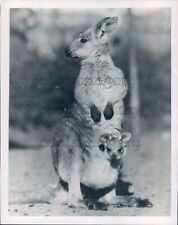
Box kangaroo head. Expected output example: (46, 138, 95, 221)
(65, 17, 118, 59)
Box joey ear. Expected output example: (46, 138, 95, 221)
(112, 132, 122, 141)
(122, 132, 131, 142)
(100, 133, 112, 145)
(94, 17, 118, 38)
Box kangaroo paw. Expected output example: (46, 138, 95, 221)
(90, 105, 101, 123)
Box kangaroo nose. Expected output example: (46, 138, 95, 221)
(65, 47, 72, 57)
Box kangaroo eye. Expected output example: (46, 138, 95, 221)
(80, 38, 88, 43)
(107, 148, 111, 153)
(99, 144, 105, 152)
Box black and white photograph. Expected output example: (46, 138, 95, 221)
(1, 0, 178, 224)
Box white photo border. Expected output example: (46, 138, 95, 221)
(1, 0, 178, 224)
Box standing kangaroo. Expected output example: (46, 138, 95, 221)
(51, 17, 153, 210)
(65, 17, 127, 132)
(51, 101, 132, 209)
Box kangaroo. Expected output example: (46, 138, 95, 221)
(65, 17, 127, 133)
(51, 102, 131, 209)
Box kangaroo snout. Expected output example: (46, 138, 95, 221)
(65, 47, 72, 57)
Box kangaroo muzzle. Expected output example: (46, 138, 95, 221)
(65, 47, 72, 57)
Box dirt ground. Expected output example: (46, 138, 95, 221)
(9, 130, 171, 216)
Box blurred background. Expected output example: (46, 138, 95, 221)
(9, 8, 171, 216)
(9, 8, 171, 148)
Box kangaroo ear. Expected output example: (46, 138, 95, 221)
(122, 132, 131, 142)
(94, 17, 118, 38)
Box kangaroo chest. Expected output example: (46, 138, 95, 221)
(75, 63, 127, 110)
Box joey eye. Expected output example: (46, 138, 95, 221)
(118, 148, 124, 153)
(99, 144, 105, 152)
(80, 38, 88, 43)
(107, 148, 111, 153)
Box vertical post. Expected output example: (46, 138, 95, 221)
(127, 9, 140, 146)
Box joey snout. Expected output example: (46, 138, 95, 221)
(110, 153, 122, 169)
(111, 153, 117, 161)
